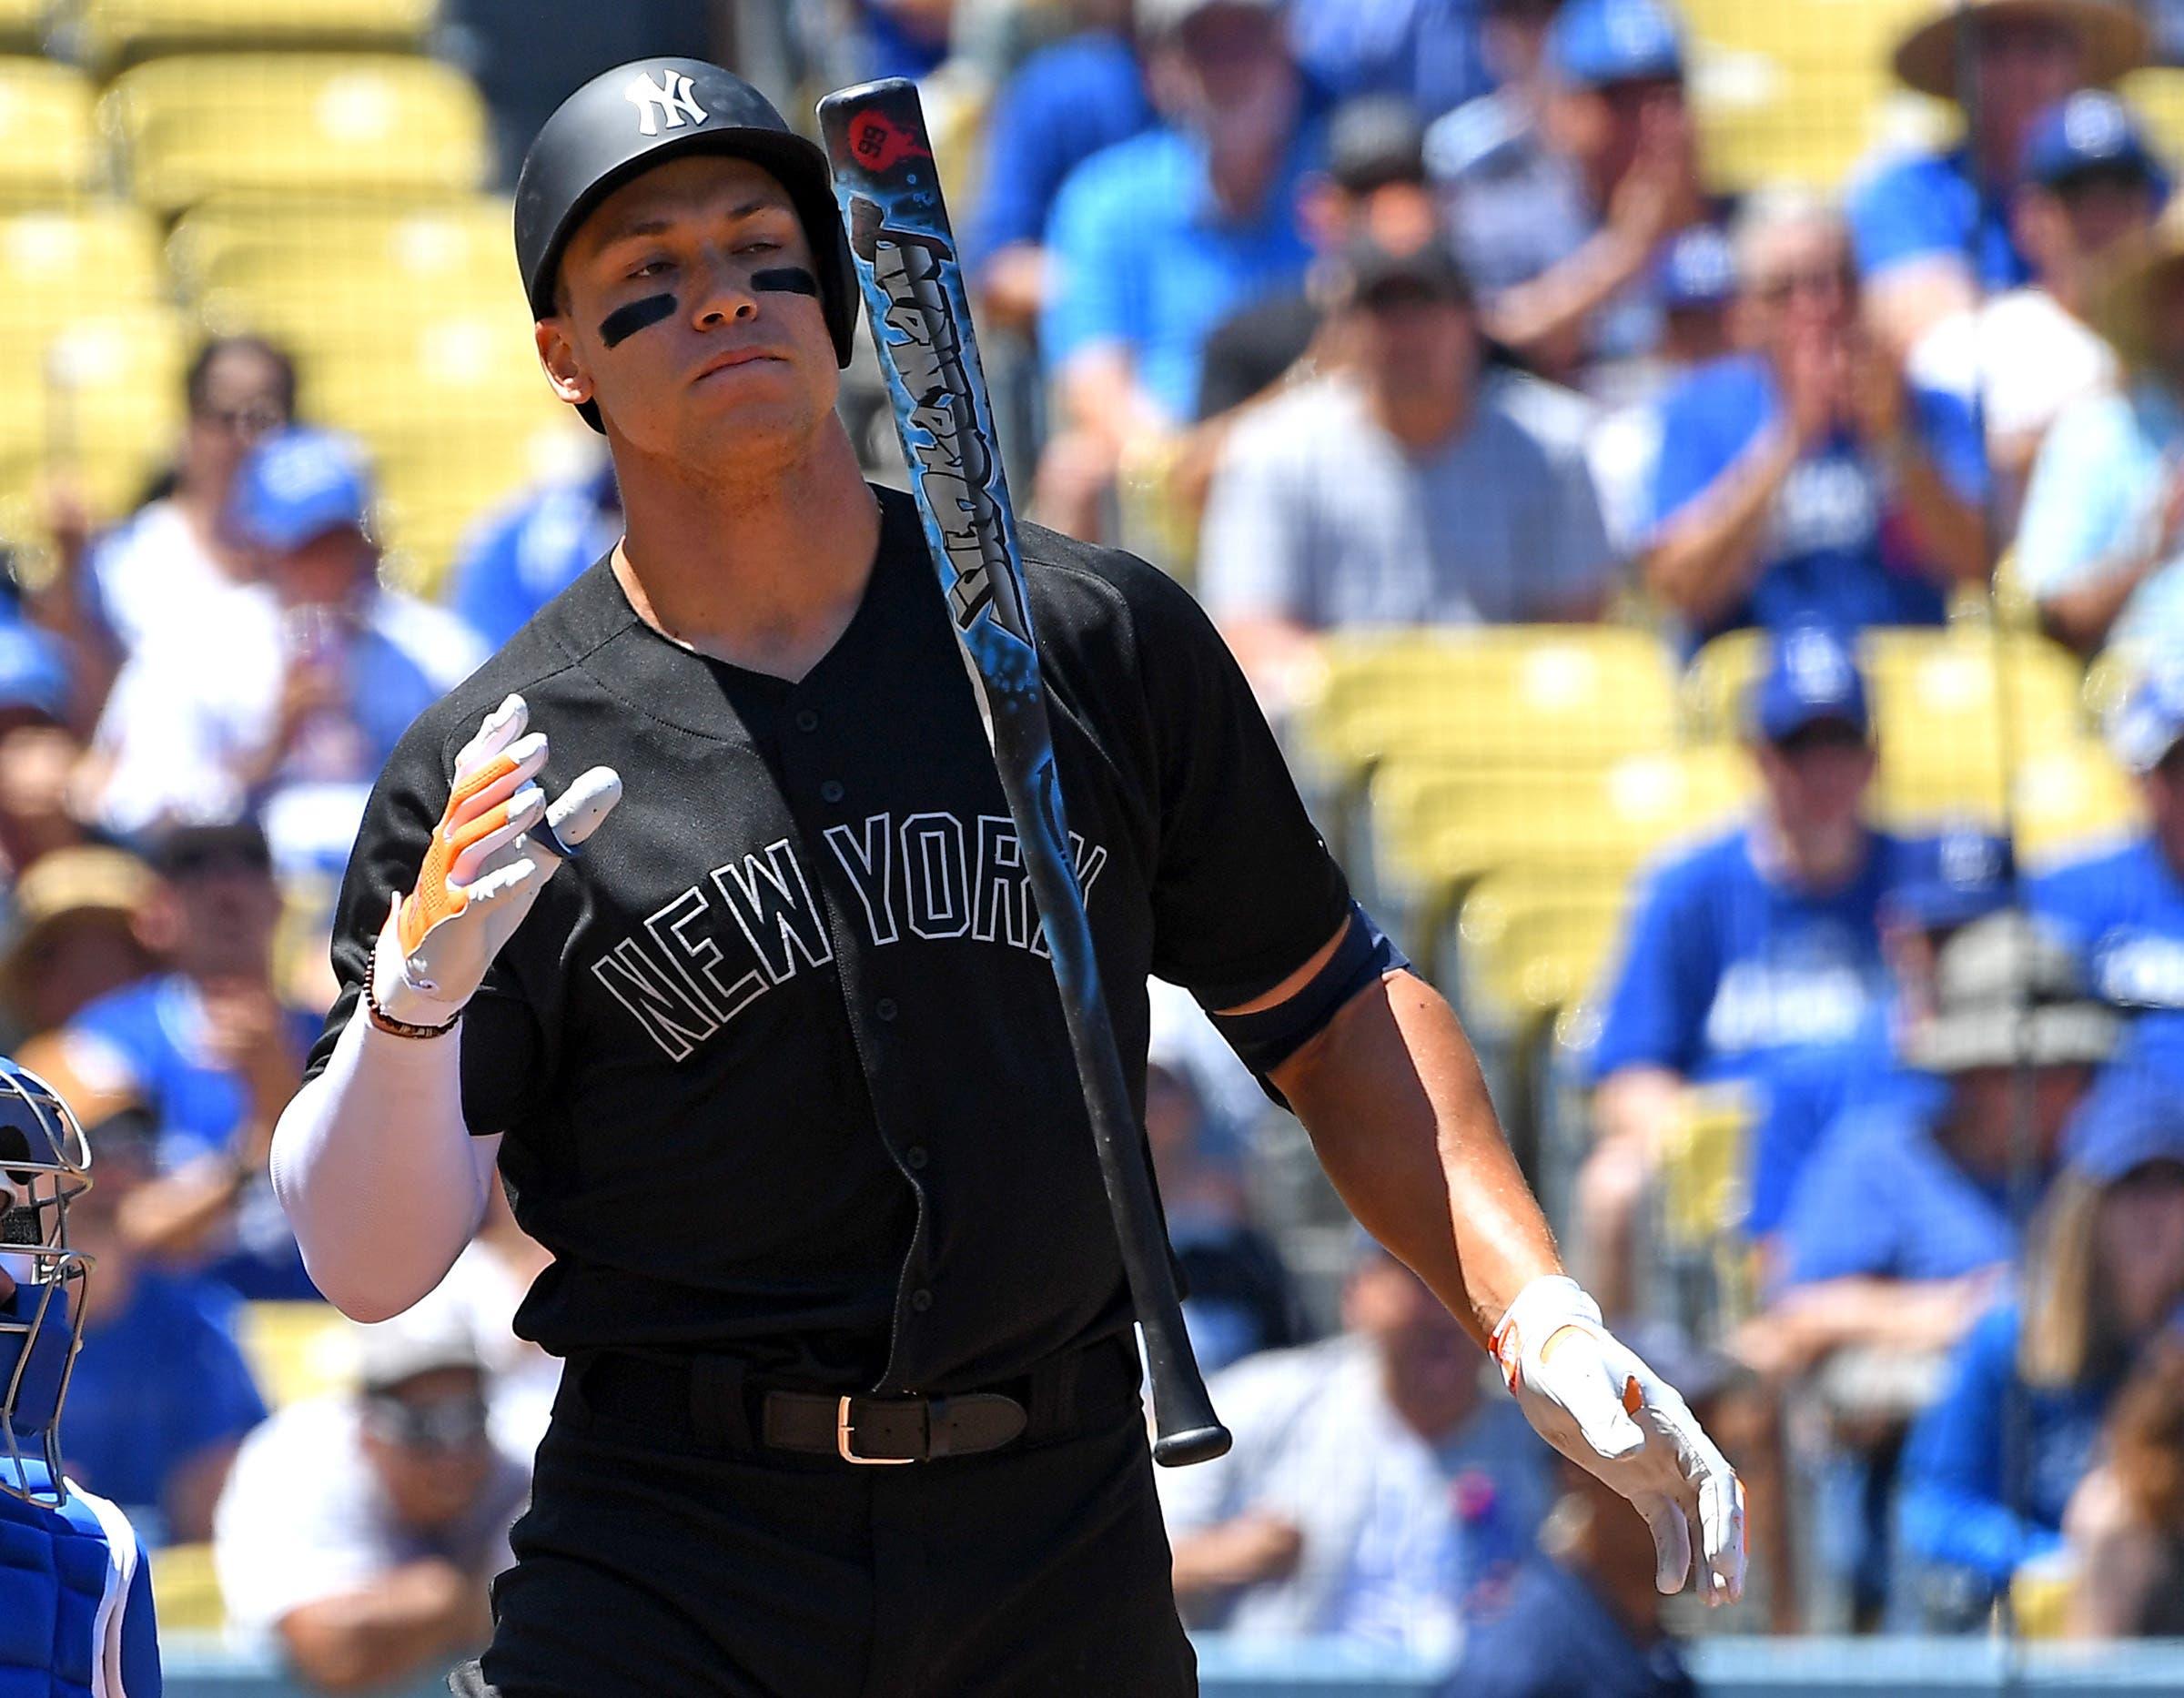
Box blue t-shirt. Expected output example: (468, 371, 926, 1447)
(68, 975, 322, 1299)
(1778, 1099, 2026, 1290)
(1290, 0, 1491, 120)
(1447, 1555, 1697, 1698)
(450, 468, 621, 650)
(2031, 835, 2184, 1086)
(1898, 1299, 2114, 1589)
(1845, 146, 2028, 288)
(1589, 825, 1929, 1234)
(62, 1268, 267, 1541)
(966, 31, 1154, 266)
(1043, 122, 1323, 419)
(1649, 353, 1982, 646)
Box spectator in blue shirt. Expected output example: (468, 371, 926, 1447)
(1848, 0, 2148, 352)
(449, 460, 621, 649)
(1898, 1070, 2184, 1629)
(1037, 0, 1322, 540)
(967, 1, 1155, 337)
(28, 1085, 267, 1543)
(2033, 665, 2184, 1086)
(1645, 190, 1989, 651)
(49, 819, 318, 1299)
(1289, 0, 1492, 121)
(1581, 626, 1927, 1318)
(1431, 0, 1706, 388)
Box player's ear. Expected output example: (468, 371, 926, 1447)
(535, 317, 593, 411)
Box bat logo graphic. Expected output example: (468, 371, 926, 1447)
(847, 110, 930, 172)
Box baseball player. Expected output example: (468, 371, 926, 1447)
(0, 1058, 162, 1696)
(272, 58, 1744, 1697)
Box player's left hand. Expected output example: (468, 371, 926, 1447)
(1492, 1275, 1744, 1605)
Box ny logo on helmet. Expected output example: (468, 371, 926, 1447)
(626, 69, 708, 137)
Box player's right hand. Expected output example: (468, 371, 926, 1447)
(369, 693, 621, 1029)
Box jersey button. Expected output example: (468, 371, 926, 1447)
(905, 1144, 928, 1170)
(794, 708, 819, 733)
(820, 779, 845, 804)
(876, 997, 898, 1022)
(910, 1288, 934, 1313)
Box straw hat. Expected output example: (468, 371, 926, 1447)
(1892, 0, 2147, 102)
(1901, 911, 2119, 1075)
(0, 846, 154, 1025)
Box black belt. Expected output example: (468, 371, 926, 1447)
(567, 1333, 1140, 1465)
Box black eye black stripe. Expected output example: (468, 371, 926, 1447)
(752, 267, 820, 297)
(599, 294, 677, 347)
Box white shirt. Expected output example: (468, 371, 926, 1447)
(1155, 1335, 1552, 1663)
(88, 499, 237, 656)
(1908, 288, 2117, 460)
(429, 1241, 561, 1461)
(213, 1394, 529, 1641)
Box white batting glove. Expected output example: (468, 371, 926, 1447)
(1491, 1275, 1745, 1605)
(370, 693, 622, 1028)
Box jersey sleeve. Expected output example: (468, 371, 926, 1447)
(2013, 395, 2141, 601)
(1040, 147, 1142, 373)
(302, 707, 547, 1137)
(1846, 157, 1960, 278)
(1647, 369, 1751, 536)
(1125, 560, 1350, 1007)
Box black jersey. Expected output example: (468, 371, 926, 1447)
(307, 487, 1348, 1394)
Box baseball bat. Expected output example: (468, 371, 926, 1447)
(817, 77, 1229, 1467)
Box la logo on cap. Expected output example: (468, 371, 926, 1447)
(1784, 627, 1851, 701)
(626, 67, 708, 137)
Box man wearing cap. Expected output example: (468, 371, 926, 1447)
(1847, 0, 2149, 351)
(1909, 90, 2169, 519)
(86, 427, 485, 865)
(1582, 626, 1938, 1318)
(214, 1296, 528, 1693)
(0, 844, 155, 1045)
(2016, 207, 2184, 662)
(2031, 667, 2184, 1085)
(1431, 0, 1707, 387)
(1036, 0, 1322, 540)
(1645, 191, 1988, 649)
(273, 56, 1743, 1695)
(1200, 223, 1616, 703)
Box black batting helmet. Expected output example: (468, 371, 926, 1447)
(514, 59, 859, 430)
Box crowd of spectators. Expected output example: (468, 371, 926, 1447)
(9, 0, 2184, 1688)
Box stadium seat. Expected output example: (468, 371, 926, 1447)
(2007, 741, 2143, 866)
(1455, 867, 1630, 1040)
(78, 0, 437, 71)
(1865, 628, 2090, 819)
(0, 58, 103, 203)
(0, 0, 44, 51)
(0, 305, 188, 551)
(1299, 626, 1680, 785)
(239, 1299, 354, 1408)
(102, 52, 490, 213)
(167, 191, 513, 298)
(148, 1541, 224, 1632)
(0, 204, 165, 329)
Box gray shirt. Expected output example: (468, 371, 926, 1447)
(1199, 371, 1617, 630)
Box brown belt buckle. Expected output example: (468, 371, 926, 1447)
(837, 1395, 917, 1464)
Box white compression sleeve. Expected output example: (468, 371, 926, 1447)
(270, 1008, 500, 1322)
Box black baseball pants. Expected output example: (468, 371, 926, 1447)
(470, 1350, 1198, 1697)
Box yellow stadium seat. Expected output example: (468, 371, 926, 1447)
(239, 1299, 354, 1407)
(168, 191, 512, 298)
(0, 306, 188, 551)
(1866, 628, 2090, 817)
(0, 206, 165, 332)
(2124, 68, 2184, 172)
(80, 0, 436, 70)
(1656, 1083, 1754, 1255)
(0, 0, 45, 50)
(2008, 742, 2144, 865)
(103, 53, 489, 213)
(149, 1542, 224, 1632)
(1300, 626, 1680, 785)
(0, 58, 103, 204)
(1456, 867, 1631, 1039)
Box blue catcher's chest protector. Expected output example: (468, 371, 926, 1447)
(0, 1466, 157, 1698)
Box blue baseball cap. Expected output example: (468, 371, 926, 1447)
(2067, 1066, 2184, 1185)
(228, 428, 372, 553)
(1887, 828, 2017, 932)
(1658, 224, 1734, 310)
(1547, 0, 1685, 89)
(0, 622, 66, 724)
(2023, 90, 2169, 196)
(2108, 663, 2184, 774)
(1751, 625, 1870, 744)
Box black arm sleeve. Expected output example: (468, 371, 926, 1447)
(302, 711, 548, 1137)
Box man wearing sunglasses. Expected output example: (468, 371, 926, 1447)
(1581, 625, 1936, 1319)
(214, 1298, 527, 1695)
(1645, 192, 1988, 653)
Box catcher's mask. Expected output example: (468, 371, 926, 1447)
(0, 1057, 91, 1507)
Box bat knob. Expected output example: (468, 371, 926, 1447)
(1152, 1422, 1232, 1468)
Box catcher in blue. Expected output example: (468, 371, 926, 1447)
(272, 56, 1744, 1697)
(0, 1058, 161, 1697)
